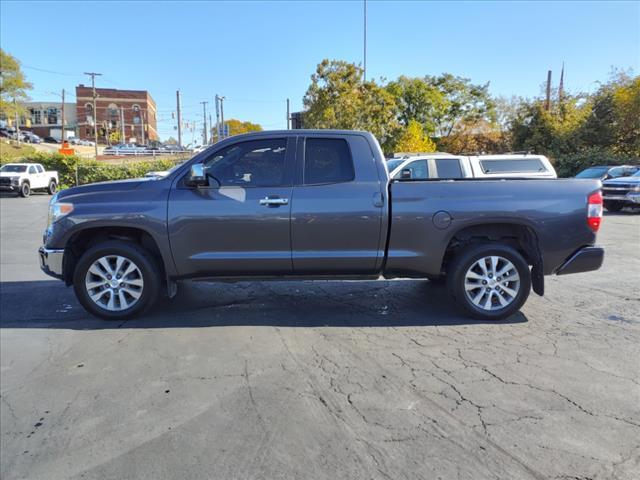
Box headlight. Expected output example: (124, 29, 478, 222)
(47, 195, 74, 226)
(631, 184, 640, 192)
(11, 176, 20, 185)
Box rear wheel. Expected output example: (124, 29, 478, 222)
(47, 180, 57, 195)
(447, 243, 531, 320)
(19, 182, 30, 198)
(73, 241, 161, 320)
(604, 201, 623, 212)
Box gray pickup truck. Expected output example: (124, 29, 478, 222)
(39, 130, 604, 321)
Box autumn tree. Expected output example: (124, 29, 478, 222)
(0, 49, 32, 119)
(395, 120, 436, 153)
(224, 119, 263, 136)
(303, 59, 399, 151)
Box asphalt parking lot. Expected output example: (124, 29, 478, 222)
(1, 193, 639, 480)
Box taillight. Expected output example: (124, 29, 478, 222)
(587, 191, 603, 232)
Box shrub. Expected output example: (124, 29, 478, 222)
(0, 152, 181, 188)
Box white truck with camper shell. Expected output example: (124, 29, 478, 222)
(387, 153, 557, 180)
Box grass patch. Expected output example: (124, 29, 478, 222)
(0, 141, 37, 162)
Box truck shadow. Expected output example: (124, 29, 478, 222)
(0, 279, 528, 330)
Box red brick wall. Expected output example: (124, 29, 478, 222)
(75, 85, 158, 143)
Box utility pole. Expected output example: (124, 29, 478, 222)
(545, 70, 552, 111)
(215, 94, 221, 142)
(60, 89, 66, 142)
(176, 90, 182, 147)
(363, 0, 367, 82)
(120, 106, 126, 144)
(209, 114, 212, 143)
(200, 101, 208, 145)
(219, 96, 225, 139)
(14, 98, 20, 146)
(84, 72, 102, 157)
(141, 112, 146, 145)
(286, 98, 290, 129)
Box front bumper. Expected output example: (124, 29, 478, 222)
(556, 246, 604, 276)
(603, 193, 640, 204)
(39, 246, 65, 280)
(0, 185, 19, 192)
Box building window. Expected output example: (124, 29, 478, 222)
(47, 108, 58, 125)
(84, 103, 94, 124)
(132, 104, 141, 125)
(30, 109, 42, 125)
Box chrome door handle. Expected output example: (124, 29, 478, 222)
(259, 197, 289, 206)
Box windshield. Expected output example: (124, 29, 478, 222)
(0, 164, 27, 173)
(576, 167, 608, 178)
(386, 159, 404, 172)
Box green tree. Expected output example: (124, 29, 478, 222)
(425, 73, 495, 139)
(385, 76, 446, 135)
(0, 49, 32, 119)
(395, 120, 436, 153)
(165, 136, 178, 144)
(303, 59, 399, 151)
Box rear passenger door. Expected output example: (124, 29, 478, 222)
(291, 135, 385, 274)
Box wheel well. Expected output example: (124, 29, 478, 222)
(441, 223, 544, 295)
(63, 227, 165, 285)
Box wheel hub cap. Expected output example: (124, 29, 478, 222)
(85, 255, 144, 311)
(463, 255, 521, 311)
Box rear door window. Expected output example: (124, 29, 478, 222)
(480, 158, 547, 174)
(304, 138, 355, 185)
(434, 159, 463, 178)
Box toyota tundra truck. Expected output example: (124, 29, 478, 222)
(39, 130, 604, 320)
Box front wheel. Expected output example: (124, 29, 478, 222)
(447, 243, 531, 320)
(19, 182, 30, 198)
(73, 241, 161, 320)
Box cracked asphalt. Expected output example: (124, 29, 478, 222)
(1, 194, 639, 480)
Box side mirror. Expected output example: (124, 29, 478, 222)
(401, 168, 412, 179)
(186, 164, 207, 187)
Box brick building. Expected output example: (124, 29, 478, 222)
(75, 85, 158, 144)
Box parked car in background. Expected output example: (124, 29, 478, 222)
(575, 165, 640, 181)
(21, 132, 42, 144)
(387, 153, 470, 179)
(39, 130, 603, 321)
(602, 170, 640, 212)
(103, 144, 148, 155)
(387, 153, 556, 179)
(0, 163, 59, 197)
(42, 136, 60, 144)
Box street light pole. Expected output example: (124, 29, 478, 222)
(84, 72, 102, 157)
(200, 101, 208, 145)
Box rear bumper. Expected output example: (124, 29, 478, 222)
(556, 246, 604, 276)
(39, 246, 65, 280)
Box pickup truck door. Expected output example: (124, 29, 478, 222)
(290, 135, 385, 274)
(27, 165, 42, 188)
(167, 137, 295, 277)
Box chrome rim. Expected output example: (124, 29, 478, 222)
(464, 256, 520, 311)
(85, 255, 144, 311)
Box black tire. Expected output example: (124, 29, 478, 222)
(447, 243, 531, 321)
(19, 182, 30, 198)
(73, 240, 161, 320)
(47, 180, 57, 195)
(604, 201, 623, 212)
